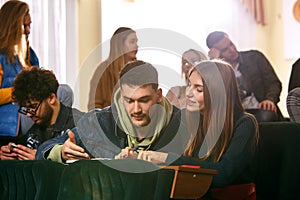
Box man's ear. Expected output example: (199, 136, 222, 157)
(120, 89, 124, 103)
(157, 88, 163, 103)
(48, 93, 57, 105)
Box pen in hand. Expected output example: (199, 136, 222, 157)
(132, 146, 139, 153)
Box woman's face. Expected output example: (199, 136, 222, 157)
(181, 51, 201, 78)
(186, 70, 204, 112)
(123, 32, 138, 61)
(23, 13, 31, 41)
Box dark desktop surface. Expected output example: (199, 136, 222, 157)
(1, 121, 300, 200)
(0, 159, 174, 200)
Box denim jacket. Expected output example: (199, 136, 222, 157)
(36, 104, 182, 160)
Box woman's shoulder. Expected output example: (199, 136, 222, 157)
(238, 112, 256, 120)
(235, 112, 258, 129)
(231, 113, 259, 146)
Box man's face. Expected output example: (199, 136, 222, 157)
(23, 13, 31, 41)
(212, 36, 239, 63)
(22, 99, 53, 127)
(121, 84, 162, 127)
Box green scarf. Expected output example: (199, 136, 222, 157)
(114, 88, 173, 151)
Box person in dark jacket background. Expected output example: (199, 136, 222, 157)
(206, 31, 282, 122)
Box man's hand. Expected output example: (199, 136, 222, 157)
(0, 143, 18, 160)
(115, 147, 138, 159)
(61, 130, 90, 161)
(208, 48, 221, 59)
(137, 151, 167, 164)
(11, 144, 36, 160)
(258, 100, 277, 112)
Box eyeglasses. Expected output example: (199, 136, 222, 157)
(18, 100, 42, 116)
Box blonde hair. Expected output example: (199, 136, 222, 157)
(181, 49, 207, 78)
(0, 0, 29, 67)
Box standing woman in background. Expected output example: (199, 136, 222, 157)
(0, 0, 35, 137)
(88, 27, 138, 110)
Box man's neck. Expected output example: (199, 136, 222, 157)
(135, 126, 152, 140)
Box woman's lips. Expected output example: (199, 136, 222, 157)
(186, 99, 196, 105)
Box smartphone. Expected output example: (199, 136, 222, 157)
(11, 143, 18, 148)
(10, 143, 18, 151)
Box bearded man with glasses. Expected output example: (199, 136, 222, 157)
(0, 67, 84, 160)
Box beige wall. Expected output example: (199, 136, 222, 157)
(78, 0, 101, 65)
(256, 0, 296, 117)
(76, 0, 101, 111)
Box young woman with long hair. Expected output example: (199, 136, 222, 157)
(88, 27, 138, 110)
(137, 60, 259, 188)
(0, 0, 33, 137)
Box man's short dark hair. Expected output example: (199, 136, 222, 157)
(120, 60, 158, 90)
(12, 67, 59, 106)
(206, 31, 227, 49)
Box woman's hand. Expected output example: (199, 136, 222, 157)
(115, 147, 138, 159)
(137, 151, 167, 164)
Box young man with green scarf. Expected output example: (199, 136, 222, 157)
(36, 60, 183, 162)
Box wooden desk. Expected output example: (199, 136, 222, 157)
(163, 166, 218, 199)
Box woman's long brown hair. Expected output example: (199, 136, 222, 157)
(184, 60, 253, 162)
(87, 27, 136, 109)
